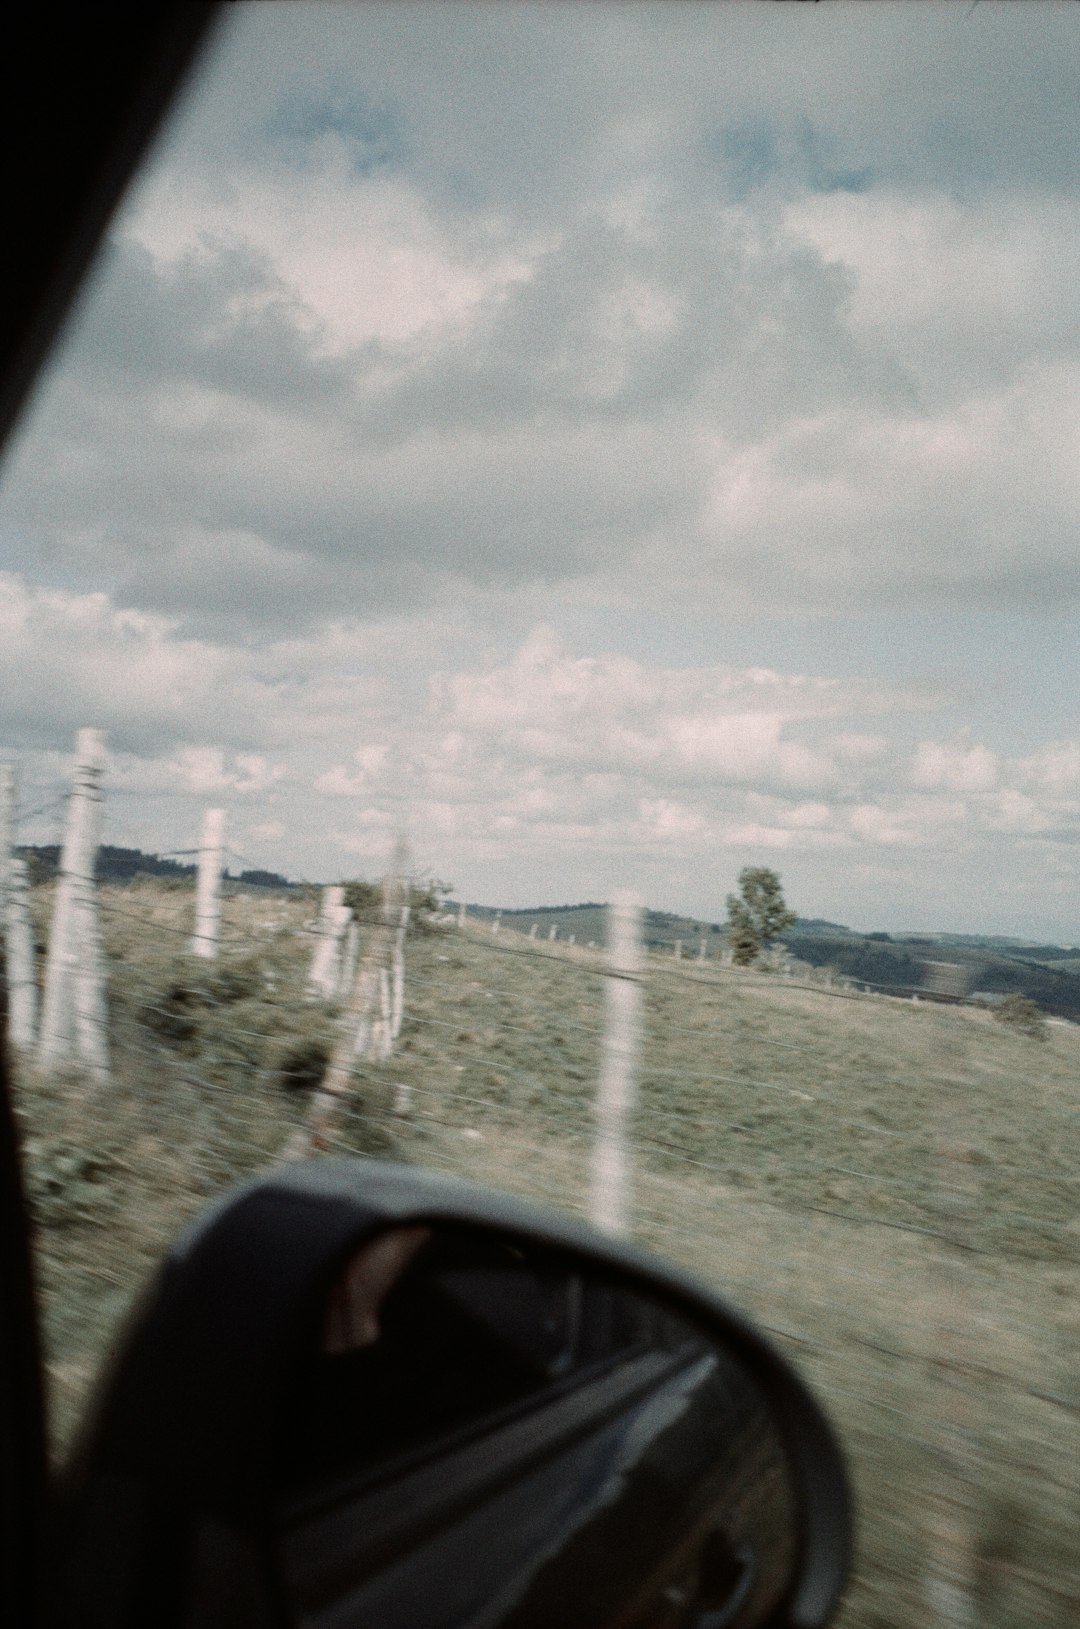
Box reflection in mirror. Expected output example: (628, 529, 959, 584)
(276, 1226, 799, 1629)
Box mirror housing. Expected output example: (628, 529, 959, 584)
(51, 1159, 851, 1628)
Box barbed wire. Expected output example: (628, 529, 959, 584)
(76, 892, 1080, 1201)
(16, 861, 1080, 1521)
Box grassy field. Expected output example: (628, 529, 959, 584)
(11, 879, 1080, 1627)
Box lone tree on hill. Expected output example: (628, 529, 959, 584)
(726, 867, 796, 967)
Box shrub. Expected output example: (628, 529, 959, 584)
(273, 1038, 331, 1092)
(992, 994, 1048, 1040)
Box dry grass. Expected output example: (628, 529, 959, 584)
(11, 885, 1080, 1627)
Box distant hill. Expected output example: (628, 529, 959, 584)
(17, 845, 294, 891)
(784, 929, 1080, 1021)
(455, 901, 723, 950)
(455, 899, 1080, 1020)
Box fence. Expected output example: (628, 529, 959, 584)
(3, 733, 1080, 1627)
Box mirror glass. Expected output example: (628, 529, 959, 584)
(274, 1225, 799, 1629)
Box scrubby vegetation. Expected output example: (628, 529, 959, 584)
(992, 993, 1049, 1041)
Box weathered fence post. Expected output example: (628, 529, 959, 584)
(528, 923, 538, 939)
(309, 885, 347, 996)
(548, 925, 557, 941)
(191, 807, 226, 959)
(39, 728, 109, 1081)
(285, 858, 407, 1160)
(457, 900, 466, 929)
(0, 763, 14, 903)
(491, 911, 501, 934)
(72, 886, 109, 1080)
(337, 916, 359, 1000)
(698, 935, 707, 962)
(375, 967, 392, 1060)
(674, 939, 682, 960)
(391, 904, 409, 1041)
(591, 893, 642, 1235)
(0, 763, 19, 1038)
(5, 858, 38, 1050)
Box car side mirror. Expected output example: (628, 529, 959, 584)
(51, 1159, 851, 1628)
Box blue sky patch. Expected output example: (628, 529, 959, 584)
(266, 80, 405, 175)
(712, 116, 872, 198)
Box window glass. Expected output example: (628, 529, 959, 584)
(3, 6, 1079, 1625)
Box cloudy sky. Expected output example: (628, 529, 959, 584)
(2, 1, 1080, 937)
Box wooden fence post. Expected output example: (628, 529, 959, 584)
(72, 881, 109, 1081)
(0, 763, 19, 1038)
(5, 858, 38, 1051)
(457, 900, 466, 929)
(529, 923, 538, 939)
(39, 728, 109, 1081)
(375, 967, 392, 1060)
(191, 807, 226, 959)
(309, 885, 347, 996)
(285, 865, 404, 1159)
(591, 893, 642, 1235)
(391, 904, 409, 1041)
(698, 935, 707, 962)
(337, 916, 359, 1000)
(1, 766, 39, 1052)
(0, 763, 13, 904)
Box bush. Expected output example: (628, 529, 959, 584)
(273, 1038, 331, 1092)
(992, 994, 1048, 1040)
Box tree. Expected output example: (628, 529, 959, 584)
(726, 867, 796, 967)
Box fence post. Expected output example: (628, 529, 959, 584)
(674, 939, 682, 960)
(285, 866, 402, 1159)
(0, 763, 13, 904)
(548, 925, 557, 941)
(591, 893, 642, 1236)
(491, 911, 501, 934)
(457, 900, 466, 929)
(5, 858, 38, 1051)
(529, 923, 538, 939)
(191, 807, 226, 959)
(0, 763, 19, 1037)
(309, 885, 347, 995)
(698, 935, 707, 962)
(375, 967, 392, 1059)
(391, 904, 409, 1040)
(72, 883, 110, 1080)
(39, 728, 109, 1080)
(337, 916, 359, 1000)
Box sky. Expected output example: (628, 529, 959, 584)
(2, 1, 1080, 938)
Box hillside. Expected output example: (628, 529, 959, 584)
(460, 899, 1080, 1019)
(18, 844, 294, 891)
(462, 900, 726, 952)
(784, 928, 1080, 1019)
(10, 877, 1080, 1628)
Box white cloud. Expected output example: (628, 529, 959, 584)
(5, 5, 1080, 935)
(784, 190, 1080, 397)
(911, 740, 999, 794)
(127, 160, 536, 353)
(1013, 742, 1080, 795)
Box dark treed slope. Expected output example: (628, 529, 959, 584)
(18, 845, 294, 890)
